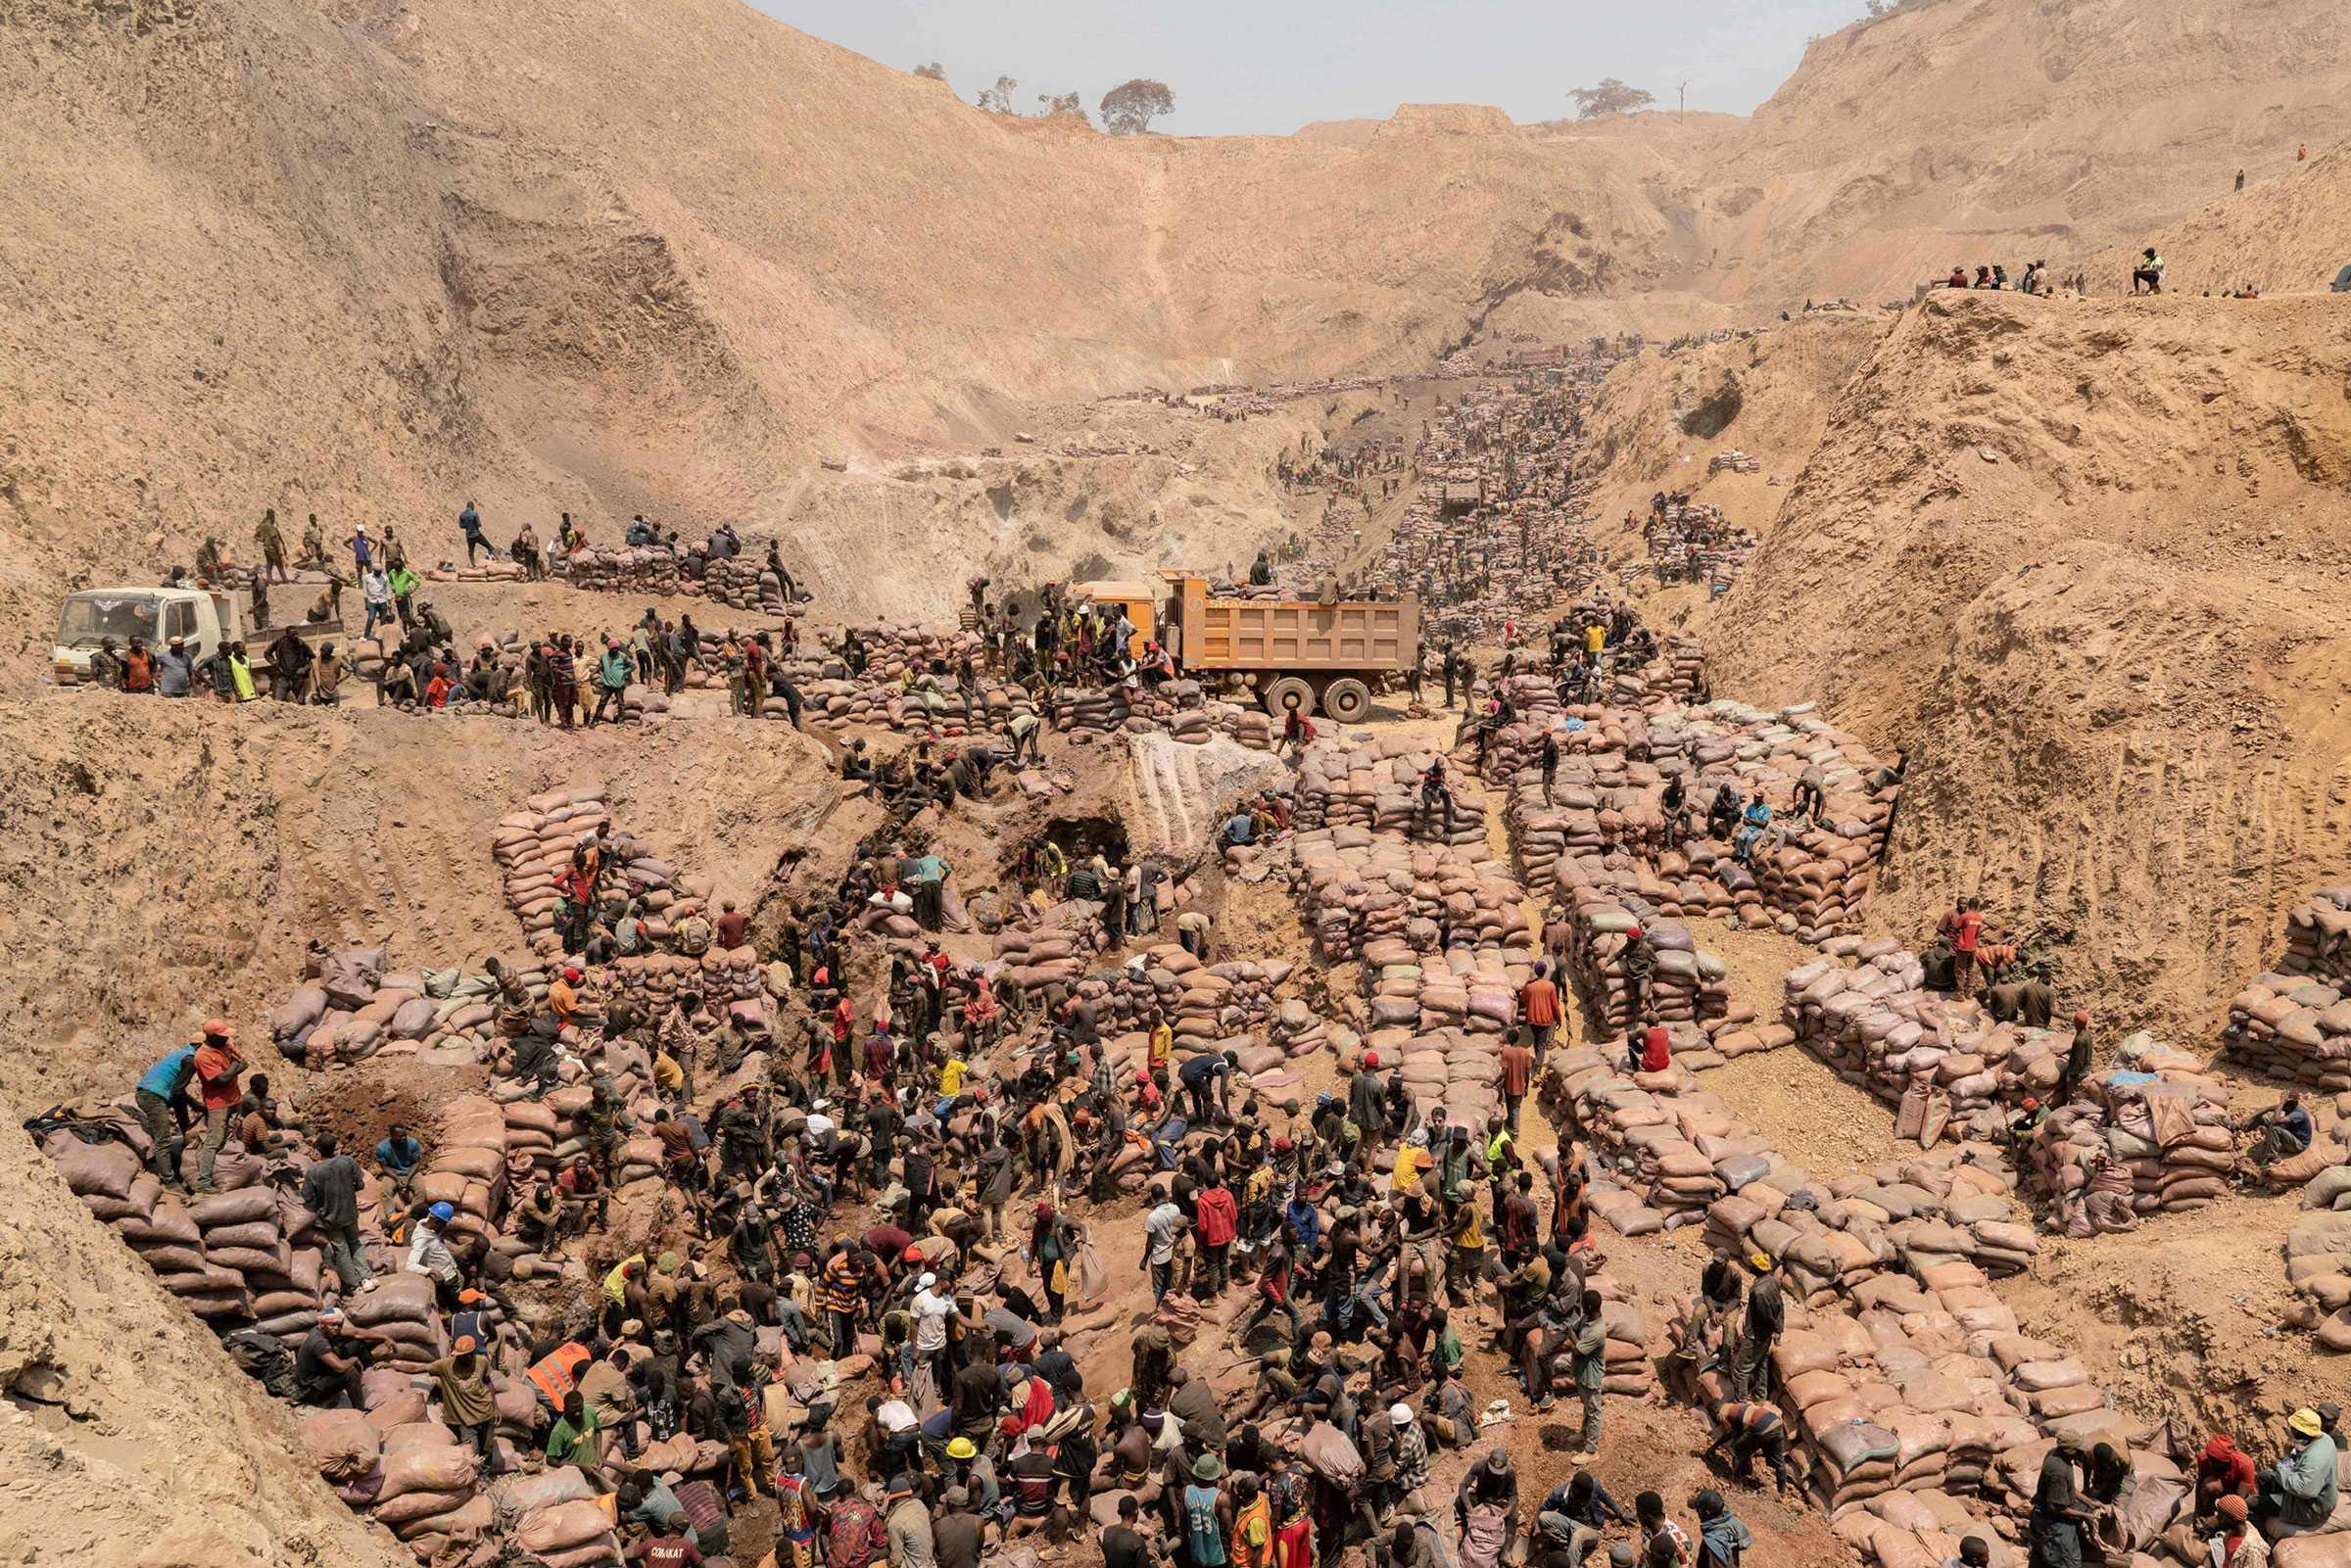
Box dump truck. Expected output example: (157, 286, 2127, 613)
(1149, 571, 1417, 723)
(52, 585, 341, 685)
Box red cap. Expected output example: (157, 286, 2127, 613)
(563, 967, 583, 982)
(2022, 1097, 2039, 1110)
(202, 1018, 232, 1039)
(1364, 1051, 1380, 1069)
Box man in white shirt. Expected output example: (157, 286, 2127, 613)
(911, 1271, 954, 1412)
(1143, 1199, 1184, 1303)
(405, 1202, 461, 1307)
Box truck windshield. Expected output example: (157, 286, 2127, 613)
(57, 593, 165, 647)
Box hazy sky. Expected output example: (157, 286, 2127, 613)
(767, 0, 1866, 136)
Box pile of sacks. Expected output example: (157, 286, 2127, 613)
(2228, 960, 2351, 1093)
(704, 551, 798, 614)
(2021, 1066, 2236, 1225)
(304, 1394, 490, 1560)
(1783, 945, 2046, 1138)
(1356, 937, 1537, 1041)
(557, 544, 684, 595)
(1086, 945, 1288, 1046)
(272, 944, 513, 1068)
(492, 787, 708, 955)
(1547, 871, 1731, 1035)
(1363, 1026, 1506, 1130)
(990, 923, 1097, 995)
(1492, 698, 1898, 944)
(2281, 889, 2351, 987)
(1294, 734, 1494, 850)
(40, 1125, 307, 1329)
(1288, 829, 1527, 961)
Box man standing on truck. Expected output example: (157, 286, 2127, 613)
(255, 508, 289, 582)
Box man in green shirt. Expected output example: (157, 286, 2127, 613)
(1569, 1290, 1607, 1453)
(546, 1389, 603, 1464)
(429, 1336, 505, 1474)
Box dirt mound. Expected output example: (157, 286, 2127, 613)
(1707, 290, 2351, 1034)
(2138, 142, 2351, 295)
(1707, 0, 2351, 302)
(1576, 311, 1888, 533)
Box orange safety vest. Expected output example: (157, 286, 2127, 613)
(1231, 1496, 1274, 1568)
(524, 1341, 593, 1406)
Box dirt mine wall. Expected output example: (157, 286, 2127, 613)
(1705, 290, 2351, 1034)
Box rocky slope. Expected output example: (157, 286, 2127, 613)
(1706, 290, 2351, 1032)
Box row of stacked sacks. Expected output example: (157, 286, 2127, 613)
(703, 550, 798, 614)
(1293, 733, 1493, 849)
(556, 543, 685, 595)
(2019, 1066, 2237, 1230)
(273, 943, 517, 1068)
(1091, 944, 1291, 1048)
(1488, 695, 1895, 943)
(493, 786, 708, 953)
(2228, 896, 2351, 1087)
(1548, 869, 1734, 1035)
(1356, 936, 1535, 1036)
(41, 1126, 333, 1334)
(1782, 942, 2232, 1202)
(1288, 831, 1527, 962)
(2281, 889, 2351, 988)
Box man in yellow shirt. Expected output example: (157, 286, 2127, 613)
(938, 1054, 968, 1099)
(1392, 1130, 1434, 1195)
(1148, 1014, 1174, 1074)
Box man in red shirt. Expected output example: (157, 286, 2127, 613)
(1517, 963, 1561, 1063)
(1938, 896, 1986, 995)
(714, 898, 749, 951)
(1193, 1178, 1239, 1297)
(633, 1534, 702, 1568)
(191, 1021, 246, 1193)
(1499, 1037, 1536, 1132)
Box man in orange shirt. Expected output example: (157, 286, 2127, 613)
(1500, 1036, 1535, 1133)
(191, 1020, 246, 1193)
(1517, 962, 1561, 1065)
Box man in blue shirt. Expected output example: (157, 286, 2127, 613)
(376, 1122, 424, 1202)
(134, 1044, 201, 1185)
(2250, 1095, 2317, 1168)
(912, 853, 950, 931)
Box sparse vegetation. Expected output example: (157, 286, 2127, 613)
(912, 62, 947, 83)
(1100, 78, 1176, 136)
(1569, 77, 1654, 118)
(977, 75, 1019, 114)
(1036, 91, 1088, 122)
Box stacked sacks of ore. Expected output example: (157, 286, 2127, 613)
(1548, 875, 1730, 1036)
(990, 922, 1096, 999)
(2227, 908, 2351, 1089)
(276, 944, 505, 1068)
(2280, 888, 2351, 987)
(1294, 733, 1493, 848)
(2020, 1064, 2235, 1229)
(702, 550, 798, 614)
(556, 544, 683, 596)
(1288, 832, 1526, 963)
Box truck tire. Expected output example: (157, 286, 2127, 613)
(1321, 678, 1371, 724)
(1262, 677, 1316, 718)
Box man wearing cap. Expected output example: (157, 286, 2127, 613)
(189, 1020, 245, 1193)
(428, 1335, 504, 1474)
(156, 635, 194, 696)
(2201, 1496, 2265, 1568)
(2257, 1408, 2339, 1538)
(1457, 1450, 1519, 1559)
(1349, 1056, 1387, 1146)
(934, 1485, 987, 1568)
(2058, 1011, 2094, 1104)
(406, 1202, 463, 1307)
(1179, 1452, 1231, 1568)
(886, 1472, 936, 1568)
